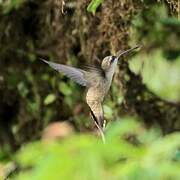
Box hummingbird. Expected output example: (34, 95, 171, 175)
(41, 45, 140, 140)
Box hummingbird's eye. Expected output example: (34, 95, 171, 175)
(110, 56, 116, 64)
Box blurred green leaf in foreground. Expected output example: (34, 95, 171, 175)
(11, 118, 180, 180)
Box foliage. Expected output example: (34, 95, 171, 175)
(0, 1, 180, 179)
(10, 118, 180, 180)
(128, 4, 180, 102)
(129, 50, 180, 102)
(0, 0, 26, 14)
(44, 94, 56, 106)
(87, 0, 103, 15)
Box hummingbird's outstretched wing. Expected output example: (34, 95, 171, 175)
(41, 59, 88, 86)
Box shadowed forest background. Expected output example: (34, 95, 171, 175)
(0, 0, 180, 179)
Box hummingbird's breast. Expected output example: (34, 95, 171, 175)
(86, 78, 110, 104)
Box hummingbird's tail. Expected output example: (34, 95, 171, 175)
(90, 109, 106, 143)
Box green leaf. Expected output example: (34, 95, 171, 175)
(160, 18, 180, 26)
(58, 82, 72, 96)
(87, 0, 103, 15)
(44, 94, 56, 105)
(17, 82, 29, 98)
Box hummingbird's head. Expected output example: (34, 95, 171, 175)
(101, 45, 141, 72)
(101, 55, 118, 71)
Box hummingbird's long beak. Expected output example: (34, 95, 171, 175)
(117, 45, 141, 59)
